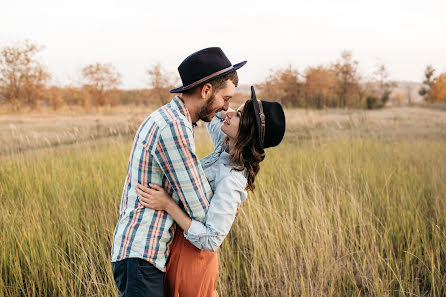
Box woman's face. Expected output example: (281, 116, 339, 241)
(221, 103, 244, 139)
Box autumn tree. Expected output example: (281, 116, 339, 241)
(303, 66, 337, 108)
(257, 65, 302, 107)
(0, 41, 50, 109)
(81, 63, 121, 106)
(45, 86, 63, 110)
(147, 63, 174, 106)
(427, 73, 446, 102)
(332, 51, 362, 107)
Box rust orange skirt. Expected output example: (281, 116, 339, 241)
(164, 227, 219, 297)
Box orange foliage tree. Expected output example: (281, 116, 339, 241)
(146, 63, 175, 106)
(81, 63, 121, 106)
(303, 66, 337, 108)
(257, 65, 302, 107)
(427, 73, 446, 102)
(0, 41, 50, 109)
(332, 51, 362, 107)
(257, 52, 365, 108)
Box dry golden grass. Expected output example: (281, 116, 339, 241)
(1, 106, 445, 155)
(284, 106, 446, 141)
(1, 106, 445, 296)
(0, 106, 153, 155)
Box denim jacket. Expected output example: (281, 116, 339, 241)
(184, 113, 248, 252)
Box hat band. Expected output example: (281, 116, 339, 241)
(182, 65, 234, 90)
(258, 100, 265, 145)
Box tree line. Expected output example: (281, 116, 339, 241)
(0, 41, 445, 111)
(256, 52, 445, 109)
(0, 41, 176, 110)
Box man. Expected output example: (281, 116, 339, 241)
(111, 47, 247, 297)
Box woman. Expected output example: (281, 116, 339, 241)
(136, 86, 285, 297)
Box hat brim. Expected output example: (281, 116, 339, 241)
(170, 61, 247, 93)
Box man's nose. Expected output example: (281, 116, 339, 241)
(222, 103, 229, 111)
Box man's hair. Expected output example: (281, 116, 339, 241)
(183, 71, 239, 95)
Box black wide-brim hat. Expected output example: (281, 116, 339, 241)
(170, 47, 247, 93)
(249, 86, 286, 153)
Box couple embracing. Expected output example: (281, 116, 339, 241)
(111, 47, 286, 297)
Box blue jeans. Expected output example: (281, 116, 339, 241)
(112, 258, 164, 297)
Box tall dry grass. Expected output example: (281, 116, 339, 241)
(218, 138, 446, 296)
(1, 107, 446, 296)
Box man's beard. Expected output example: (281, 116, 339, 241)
(198, 93, 217, 122)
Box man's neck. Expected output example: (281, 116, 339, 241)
(178, 94, 200, 124)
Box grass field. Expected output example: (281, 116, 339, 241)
(1, 106, 446, 296)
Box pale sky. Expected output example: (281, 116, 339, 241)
(1, 0, 445, 89)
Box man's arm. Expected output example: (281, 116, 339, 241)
(152, 120, 212, 222)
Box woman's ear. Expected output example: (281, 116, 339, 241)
(200, 83, 213, 99)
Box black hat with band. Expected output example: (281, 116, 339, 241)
(250, 86, 286, 153)
(170, 47, 247, 93)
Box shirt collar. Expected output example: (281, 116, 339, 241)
(220, 151, 232, 166)
(171, 96, 193, 125)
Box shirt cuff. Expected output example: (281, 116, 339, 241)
(184, 220, 205, 242)
(184, 219, 222, 240)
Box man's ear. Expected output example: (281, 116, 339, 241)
(200, 83, 213, 99)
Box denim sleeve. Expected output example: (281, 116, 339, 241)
(205, 113, 226, 149)
(184, 172, 248, 251)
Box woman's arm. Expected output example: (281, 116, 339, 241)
(184, 174, 247, 251)
(137, 174, 247, 252)
(136, 184, 192, 232)
(206, 112, 227, 149)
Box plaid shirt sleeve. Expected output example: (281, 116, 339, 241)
(152, 120, 212, 222)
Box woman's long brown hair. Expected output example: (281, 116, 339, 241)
(227, 99, 265, 191)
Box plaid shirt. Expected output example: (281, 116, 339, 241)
(111, 96, 213, 272)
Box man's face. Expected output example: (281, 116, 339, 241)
(198, 80, 235, 122)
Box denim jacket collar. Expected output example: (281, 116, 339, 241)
(219, 151, 232, 166)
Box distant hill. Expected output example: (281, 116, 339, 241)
(392, 81, 423, 102)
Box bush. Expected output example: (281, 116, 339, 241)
(366, 95, 383, 109)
